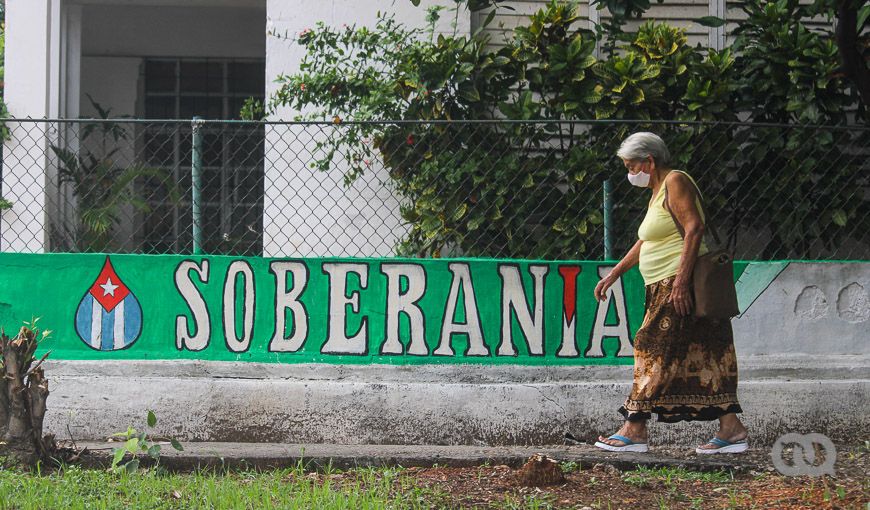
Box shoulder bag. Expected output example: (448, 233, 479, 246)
(664, 173, 739, 319)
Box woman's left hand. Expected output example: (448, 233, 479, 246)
(670, 277, 694, 316)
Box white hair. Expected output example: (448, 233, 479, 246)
(616, 132, 671, 167)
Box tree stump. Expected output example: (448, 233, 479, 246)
(516, 454, 566, 487)
(0, 327, 55, 466)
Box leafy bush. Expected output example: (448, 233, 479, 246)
(732, 0, 853, 124)
(255, 0, 868, 259)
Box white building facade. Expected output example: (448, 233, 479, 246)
(2, 0, 472, 255)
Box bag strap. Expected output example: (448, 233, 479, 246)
(663, 171, 723, 248)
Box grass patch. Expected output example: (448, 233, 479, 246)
(620, 466, 740, 509)
(0, 464, 448, 510)
(495, 493, 556, 510)
(622, 465, 734, 487)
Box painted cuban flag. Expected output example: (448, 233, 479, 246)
(75, 257, 142, 351)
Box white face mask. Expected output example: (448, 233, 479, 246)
(627, 170, 650, 188)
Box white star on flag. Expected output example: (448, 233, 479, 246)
(100, 277, 119, 297)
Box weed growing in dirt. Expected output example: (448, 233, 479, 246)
(558, 461, 580, 474)
(109, 411, 183, 473)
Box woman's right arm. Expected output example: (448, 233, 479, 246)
(594, 239, 643, 301)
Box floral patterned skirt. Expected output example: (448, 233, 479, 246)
(618, 276, 743, 423)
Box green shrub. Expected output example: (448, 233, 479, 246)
(254, 0, 868, 259)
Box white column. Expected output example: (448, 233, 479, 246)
(58, 4, 83, 249)
(587, 0, 600, 58)
(2, 1, 55, 252)
(263, 0, 470, 257)
(708, 0, 725, 50)
(64, 5, 83, 120)
(1, 0, 79, 253)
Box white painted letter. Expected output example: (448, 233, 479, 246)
(380, 264, 428, 355)
(321, 263, 369, 354)
(269, 261, 309, 352)
(587, 266, 634, 357)
(497, 265, 549, 356)
(223, 260, 255, 353)
(175, 260, 210, 351)
(435, 263, 488, 356)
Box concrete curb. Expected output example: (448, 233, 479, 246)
(75, 441, 763, 474)
(45, 356, 870, 447)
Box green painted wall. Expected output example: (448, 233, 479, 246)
(0, 253, 754, 365)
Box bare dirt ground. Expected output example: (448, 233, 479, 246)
(401, 463, 866, 509)
(323, 443, 870, 509)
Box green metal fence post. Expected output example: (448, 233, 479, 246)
(191, 116, 203, 255)
(603, 178, 613, 261)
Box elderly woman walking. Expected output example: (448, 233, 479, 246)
(593, 132, 748, 454)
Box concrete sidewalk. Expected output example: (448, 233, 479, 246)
(76, 441, 772, 473)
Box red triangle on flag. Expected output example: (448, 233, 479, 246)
(88, 257, 130, 312)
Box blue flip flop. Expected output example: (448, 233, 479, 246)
(594, 434, 649, 453)
(695, 436, 749, 454)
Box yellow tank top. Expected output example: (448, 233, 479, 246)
(637, 170, 708, 286)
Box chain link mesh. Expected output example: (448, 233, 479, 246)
(1, 119, 868, 260)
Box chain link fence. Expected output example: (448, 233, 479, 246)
(1, 118, 868, 260)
